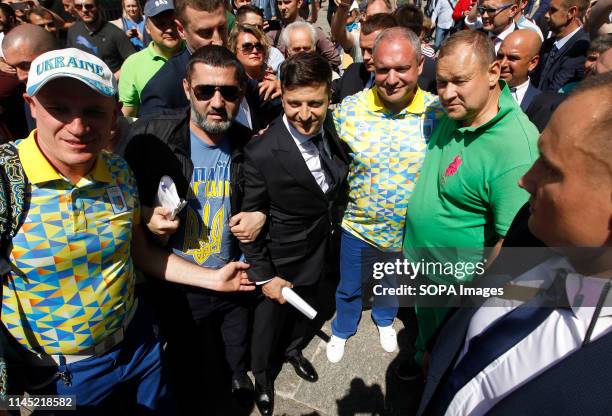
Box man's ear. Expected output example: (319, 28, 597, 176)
(567, 4, 579, 19)
(183, 78, 191, 101)
(417, 55, 424, 76)
(176, 18, 186, 41)
(488, 60, 501, 86)
(528, 54, 540, 72)
(23, 94, 37, 119)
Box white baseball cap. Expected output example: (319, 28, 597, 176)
(26, 48, 117, 97)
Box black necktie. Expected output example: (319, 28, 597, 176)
(429, 270, 570, 415)
(310, 134, 335, 188)
(541, 45, 559, 79)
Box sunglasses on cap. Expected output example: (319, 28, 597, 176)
(240, 42, 264, 53)
(74, 3, 96, 10)
(192, 85, 242, 102)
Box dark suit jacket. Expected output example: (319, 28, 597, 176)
(138, 48, 190, 117)
(239, 113, 349, 287)
(331, 58, 438, 104)
(525, 90, 566, 132)
(520, 82, 541, 112)
(418, 203, 612, 416)
(532, 27, 590, 92)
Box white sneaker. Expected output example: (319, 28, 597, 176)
(326, 335, 347, 363)
(377, 325, 397, 353)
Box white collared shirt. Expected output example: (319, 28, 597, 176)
(445, 256, 612, 416)
(554, 25, 582, 51)
(510, 78, 530, 106)
(235, 97, 252, 130)
(282, 114, 331, 193)
(491, 22, 516, 53)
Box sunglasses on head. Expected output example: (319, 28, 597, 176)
(74, 3, 95, 10)
(192, 85, 241, 102)
(240, 42, 264, 53)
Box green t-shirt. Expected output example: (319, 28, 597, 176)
(119, 41, 181, 110)
(402, 82, 539, 283)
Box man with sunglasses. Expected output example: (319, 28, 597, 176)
(465, 0, 543, 52)
(66, 0, 135, 74)
(118, 0, 184, 117)
(123, 45, 265, 413)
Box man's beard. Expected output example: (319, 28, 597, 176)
(191, 107, 233, 135)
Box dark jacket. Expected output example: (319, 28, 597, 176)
(239, 113, 350, 286)
(525, 90, 566, 132)
(123, 107, 253, 216)
(532, 27, 590, 92)
(520, 82, 541, 112)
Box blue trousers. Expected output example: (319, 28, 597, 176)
(435, 27, 451, 50)
(19, 303, 175, 415)
(331, 230, 398, 339)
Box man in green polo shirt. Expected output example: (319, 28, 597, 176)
(401, 30, 539, 370)
(119, 0, 184, 116)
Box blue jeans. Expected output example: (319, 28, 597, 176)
(19, 303, 175, 415)
(331, 230, 398, 339)
(435, 27, 451, 50)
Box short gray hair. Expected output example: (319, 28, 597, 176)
(372, 26, 421, 63)
(282, 21, 317, 50)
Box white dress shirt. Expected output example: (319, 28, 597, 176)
(509, 78, 530, 106)
(282, 114, 331, 193)
(445, 256, 612, 416)
(235, 98, 253, 130)
(554, 25, 582, 50)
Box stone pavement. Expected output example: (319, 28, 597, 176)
(246, 309, 424, 416)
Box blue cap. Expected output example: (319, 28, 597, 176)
(144, 0, 174, 17)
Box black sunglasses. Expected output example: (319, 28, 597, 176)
(240, 42, 264, 53)
(193, 85, 241, 102)
(477, 3, 513, 15)
(74, 3, 96, 10)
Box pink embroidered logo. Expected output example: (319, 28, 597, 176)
(445, 155, 462, 176)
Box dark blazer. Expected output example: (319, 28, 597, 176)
(418, 203, 612, 416)
(138, 48, 190, 117)
(331, 57, 438, 104)
(239, 113, 349, 287)
(532, 27, 590, 92)
(520, 82, 541, 112)
(525, 90, 566, 132)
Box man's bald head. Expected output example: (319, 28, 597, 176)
(2, 24, 59, 83)
(497, 29, 542, 87)
(518, 72, 612, 247)
(503, 29, 542, 59)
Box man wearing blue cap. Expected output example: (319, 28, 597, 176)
(119, 0, 184, 117)
(0, 47, 254, 413)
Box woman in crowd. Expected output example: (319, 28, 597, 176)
(111, 0, 145, 51)
(229, 23, 275, 82)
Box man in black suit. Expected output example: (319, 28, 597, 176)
(497, 29, 543, 111)
(417, 73, 612, 416)
(239, 52, 349, 416)
(531, 0, 590, 91)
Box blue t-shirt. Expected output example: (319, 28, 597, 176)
(170, 130, 236, 268)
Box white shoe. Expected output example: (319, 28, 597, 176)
(377, 325, 397, 353)
(326, 335, 347, 363)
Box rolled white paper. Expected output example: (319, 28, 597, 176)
(282, 287, 318, 320)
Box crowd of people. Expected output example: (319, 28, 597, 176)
(0, 0, 610, 414)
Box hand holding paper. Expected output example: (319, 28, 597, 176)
(281, 287, 318, 320)
(155, 175, 187, 221)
